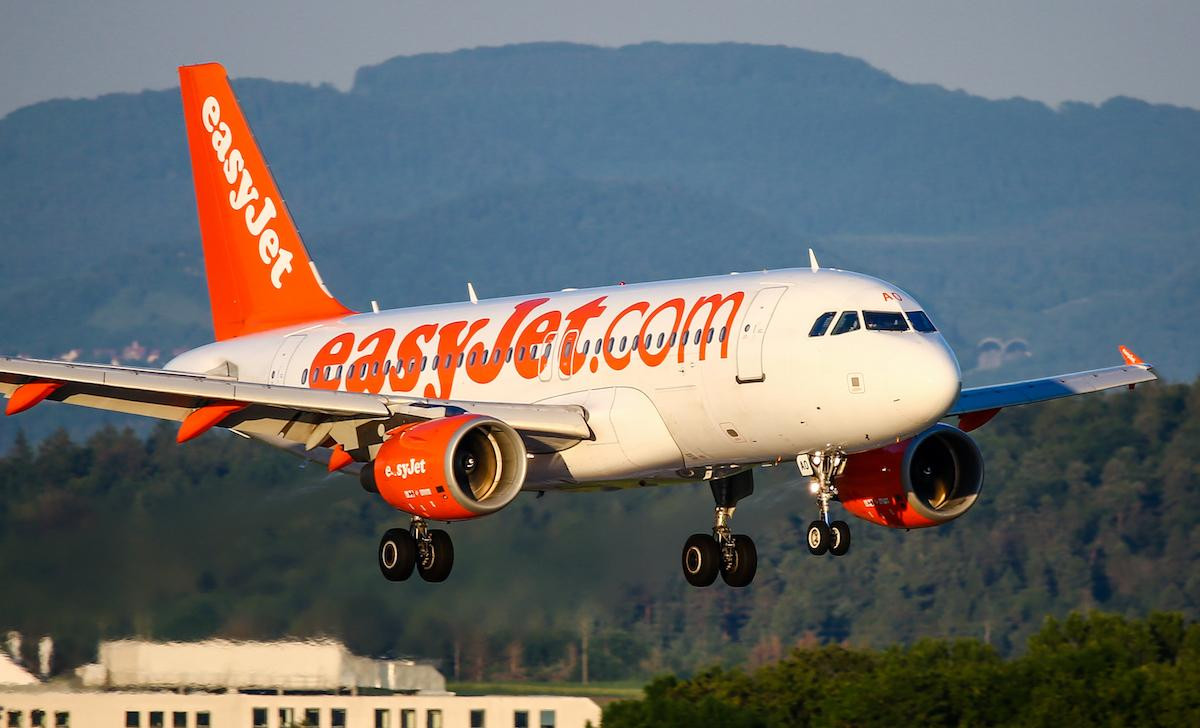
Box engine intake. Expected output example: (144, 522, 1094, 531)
(363, 414, 528, 520)
(839, 424, 984, 529)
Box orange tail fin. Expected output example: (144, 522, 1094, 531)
(178, 63, 352, 340)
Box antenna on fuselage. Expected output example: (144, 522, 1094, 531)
(467, 282, 479, 304)
(808, 248, 820, 272)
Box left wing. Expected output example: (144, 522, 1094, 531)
(947, 346, 1157, 432)
(0, 356, 592, 461)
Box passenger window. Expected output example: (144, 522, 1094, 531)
(335, 365, 343, 380)
(719, 326, 727, 342)
(518, 347, 526, 361)
(907, 310, 938, 332)
(300, 368, 308, 384)
(456, 353, 465, 367)
(421, 356, 428, 371)
(530, 345, 539, 359)
(469, 351, 477, 366)
(563, 341, 573, 357)
(706, 328, 714, 344)
(808, 311, 836, 336)
(582, 340, 590, 355)
(657, 333, 665, 348)
(693, 329, 702, 345)
(620, 336, 627, 352)
(669, 332, 677, 346)
(373, 361, 380, 376)
(863, 311, 909, 331)
(444, 354, 452, 369)
(831, 311, 860, 335)
(506, 348, 514, 363)
(431, 355, 440, 370)
(630, 335, 638, 351)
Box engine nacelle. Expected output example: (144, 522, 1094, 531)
(361, 414, 528, 521)
(838, 424, 984, 529)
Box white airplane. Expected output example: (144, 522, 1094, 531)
(0, 63, 1157, 587)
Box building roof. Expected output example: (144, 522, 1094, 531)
(76, 639, 444, 693)
(0, 653, 37, 686)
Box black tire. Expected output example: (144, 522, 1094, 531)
(829, 520, 851, 557)
(720, 534, 758, 588)
(378, 528, 416, 581)
(681, 533, 721, 587)
(806, 521, 830, 556)
(416, 529, 455, 583)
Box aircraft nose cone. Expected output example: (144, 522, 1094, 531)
(887, 336, 961, 429)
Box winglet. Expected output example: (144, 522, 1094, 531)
(1118, 345, 1145, 366)
(808, 248, 820, 272)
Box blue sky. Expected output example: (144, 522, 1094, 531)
(2, 0, 1198, 117)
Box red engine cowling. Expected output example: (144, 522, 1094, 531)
(362, 414, 528, 520)
(838, 424, 984, 529)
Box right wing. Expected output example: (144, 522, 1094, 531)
(0, 356, 592, 460)
(946, 346, 1157, 431)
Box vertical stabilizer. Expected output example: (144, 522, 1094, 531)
(178, 63, 352, 340)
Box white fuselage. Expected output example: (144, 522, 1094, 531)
(167, 267, 961, 488)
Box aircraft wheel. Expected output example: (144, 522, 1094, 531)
(720, 534, 758, 588)
(829, 520, 851, 557)
(682, 533, 721, 587)
(416, 529, 455, 583)
(806, 521, 831, 556)
(378, 528, 416, 581)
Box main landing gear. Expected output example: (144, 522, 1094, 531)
(681, 470, 758, 588)
(800, 451, 851, 557)
(378, 516, 455, 583)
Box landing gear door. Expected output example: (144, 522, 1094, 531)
(735, 286, 787, 384)
(270, 334, 307, 385)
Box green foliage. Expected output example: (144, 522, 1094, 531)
(603, 613, 1200, 727)
(0, 380, 1196, 686)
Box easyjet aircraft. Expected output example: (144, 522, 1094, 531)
(1, 64, 1157, 587)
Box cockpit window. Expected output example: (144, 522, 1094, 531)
(907, 310, 937, 332)
(808, 311, 836, 337)
(830, 311, 860, 335)
(863, 311, 909, 331)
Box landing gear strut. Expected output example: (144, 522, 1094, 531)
(800, 451, 851, 557)
(378, 516, 455, 582)
(681, 470, 758, 588)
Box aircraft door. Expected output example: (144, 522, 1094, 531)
(270, 334, 307, 385)
(558, 329, 581, 380)
(735, 286, 787, 384)
(538, 334, 557, 382)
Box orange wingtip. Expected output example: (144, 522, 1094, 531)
(1118, 345, 1145, 366)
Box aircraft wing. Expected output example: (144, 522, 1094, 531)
(0, 356, 592, 457)
(946, 347, 1156, 431)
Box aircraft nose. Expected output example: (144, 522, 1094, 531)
(887, 336, 962, 428)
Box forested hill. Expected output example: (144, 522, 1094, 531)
(0, 42, 1197, 399)
(1, 379, 1195, 681)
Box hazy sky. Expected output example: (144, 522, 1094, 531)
(2, 1, 1199, 118)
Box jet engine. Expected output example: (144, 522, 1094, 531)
(360, 414, 528, 520)
(838, 424, 984, 529)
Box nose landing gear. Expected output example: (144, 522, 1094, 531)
(800, 451, 852, 557)
(378, 516, 455, 582)
(681, 470, 758, 588)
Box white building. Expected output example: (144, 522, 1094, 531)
(0, 640, 601, 728)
